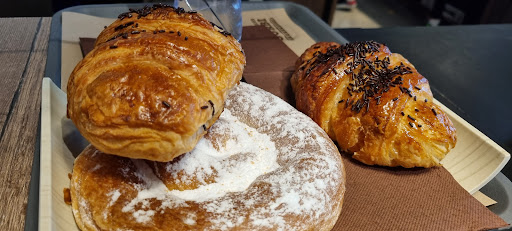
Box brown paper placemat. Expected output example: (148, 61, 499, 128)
(79, 26, 508, 231)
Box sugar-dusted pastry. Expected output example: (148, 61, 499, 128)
(291, 41, 456, 168)
(67, 5, 245, 161)
(70, 82, 346, 231)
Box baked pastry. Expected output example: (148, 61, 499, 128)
(291, 41, 457, 168)
(67, 5, 245, 162)
(70, 82, 346, 231)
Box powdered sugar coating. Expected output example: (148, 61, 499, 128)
(71, 83, 345, 231)
(160, 108, 280, 202)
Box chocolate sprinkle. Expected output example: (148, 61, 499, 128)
(220, 31, 232, 36)
(201, 105, 208, 109)
(118, 4, 195, 20)
(106, 32, 129, 42)
(185, 36, 188, 41)
(114, 21, 134, 31)
(177, 31, 181, 36)
(162, 101, 170, 108)
(210, 22, 224, 30)
(208, 100, 215, 116)
(209, 21, 234, 37)
(408, 115, 416, 121)
(304, 41, 417, 114)
(409, 122, 414, 128)
(432, 108, 438, 116)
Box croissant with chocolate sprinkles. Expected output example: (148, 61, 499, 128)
(291, 41, 456, 168)
(67, 4, 245, 162)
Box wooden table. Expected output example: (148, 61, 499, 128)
(0, 17, 50, 230)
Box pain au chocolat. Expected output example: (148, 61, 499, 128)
(67, 4, 245, 162)
(291, 41, 457, 168)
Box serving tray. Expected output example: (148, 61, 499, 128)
(34, 2, 511, 230)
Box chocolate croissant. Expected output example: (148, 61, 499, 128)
(67, 5, 245, 162)
(291, 41, 456, 168)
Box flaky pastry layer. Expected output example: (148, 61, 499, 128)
(67, 5, 246, 161)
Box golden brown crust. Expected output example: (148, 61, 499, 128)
(67, 5, 246, 162)
(291, 41, 457, 168)
(70, 82, 346, 231)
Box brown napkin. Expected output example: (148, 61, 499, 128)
(79, 26, 508, 231)
(239, 26, 297, 104)
(79, 37, 95, 57)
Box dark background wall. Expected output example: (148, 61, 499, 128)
(3, 0, 511, 26)
(3, 0, 149, 17)
(1, 0, 339, 25)
(4, 0, 53, 17)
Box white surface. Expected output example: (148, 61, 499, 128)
(39, 78, 78, 230)
(61, 12, 111, 92)
(437, 98, 510, 194)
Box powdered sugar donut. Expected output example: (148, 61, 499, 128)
(70, 82, 346, 231)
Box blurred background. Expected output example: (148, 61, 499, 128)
(3, 0, 512, 27)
